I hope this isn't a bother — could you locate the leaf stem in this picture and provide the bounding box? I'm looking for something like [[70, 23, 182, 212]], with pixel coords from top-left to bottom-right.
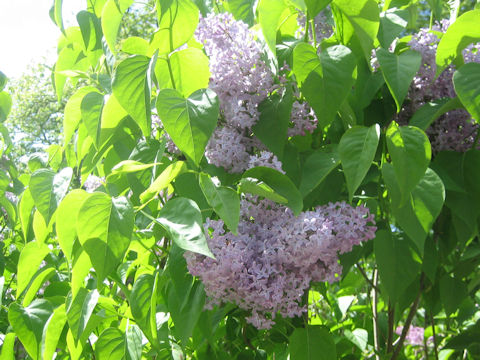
[[166, 56, 177, 90]]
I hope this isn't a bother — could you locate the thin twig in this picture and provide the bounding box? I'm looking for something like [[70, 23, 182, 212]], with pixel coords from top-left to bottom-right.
[[391, 274, 425, 360], [372, 269, 381, 360], [356, 263, 381, 292], [387, 301, 395, 354], [430, 310, 439, 360]]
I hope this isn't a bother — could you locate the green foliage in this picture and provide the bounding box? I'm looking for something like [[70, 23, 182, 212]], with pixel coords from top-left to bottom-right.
[[1, 0, 480, 359]]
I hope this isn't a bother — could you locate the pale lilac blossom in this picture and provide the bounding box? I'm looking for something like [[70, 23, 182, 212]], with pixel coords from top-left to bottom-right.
[[196, 13, 274, 129], [83, 175, 104, 193], [185, 198, 376, 329], [248, 151, 284, 173]]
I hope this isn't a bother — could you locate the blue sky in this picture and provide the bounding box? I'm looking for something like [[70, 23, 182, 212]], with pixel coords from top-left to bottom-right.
[[0, 0, 83, 79]]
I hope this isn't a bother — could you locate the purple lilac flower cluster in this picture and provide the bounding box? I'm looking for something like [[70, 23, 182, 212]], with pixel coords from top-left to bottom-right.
[[395, 326, 434, 347], [404, 21, 480, 153], [185, 198, 376, 329], [196, 13, 317, 173], [196, 13, 274, 130]]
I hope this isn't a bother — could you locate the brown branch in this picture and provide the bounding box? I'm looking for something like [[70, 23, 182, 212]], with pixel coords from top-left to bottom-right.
[[356, 262, 380, 292], [430, 310, 439, 360], [387, 301, 395, 354], [372, 269, 381, 360], [391, 273, 425, 360]]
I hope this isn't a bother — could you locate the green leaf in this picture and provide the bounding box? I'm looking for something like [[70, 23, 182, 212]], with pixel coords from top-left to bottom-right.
[[377, 49, 422, 112], [242, 167, 303, 215], [77, 193, 134, 283], [292, 43, 321, 86], [156, 88, 219, 165], [0, 71, 7, 91], [345, 329, 368, 352], [121, 36, 149, 55], [81, 91, 104, 148], [225, 0, 256, 25], [29, 167, 73, 225], [199, 173, 240, 234], [453, 62, 480, 122], [41, 304, 68, 360], [95, 328, 125, 359], [76, 10, 103, 65], [305, 0, 332, 17], [56, 189, 89, 261], [436, 9, 480, 76], [140, 161, 187, 204], [378, 8, 409, 49], [331, 0, 380, 60], [463, 150, 480, 209], [54, 47, 88, 100], [112, 55, 155, 137], [23, 267, 56, 307], [427, 0, 443, 20], [51, 0, 64, 32], [440, 274, 468, 315], [295, 44, 357, 127], [150, 0, 199, 54], [167, 278, 205, 345], [253, 87, 293, 159], [99, 93, 129, 147], [289, 326, 336, 360], [8, 300, 54, 360], [431, 151, 465, 192], [374, 229, 420, 303], [0, 332, 16, 359], [64, 87, 100, 144], [382, 164, 445, 253], [238, 177, 289, 204], [71, 249, 92, 299], [299, 146, 340, 197], [339, 124, 380, 201], [386, 122, 431, 202], [130, 274, 154, 328], [107, 160, 160, 183], [156, 197, 214, 258], [126, 325, 143, 360], [66, 288, 100, 342], [155, 48, 210, 97], [66, 329, 83, 360], [409, 97, 463, 130], [87, 0, 108, 16], [101, 0, 134, 54], [257, 0, 288, 55], [0, 91, 12, 122], [18, 188, 35, 242], [16, 242, 51, 298]]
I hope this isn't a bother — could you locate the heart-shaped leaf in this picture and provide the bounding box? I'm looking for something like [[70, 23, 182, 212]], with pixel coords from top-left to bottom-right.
[[377, 48, 422, 112], [29, 167, 73, 225], [77, 193, 134, 283], [156, 88, 219, 165], [339, 124, 380, 201]]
